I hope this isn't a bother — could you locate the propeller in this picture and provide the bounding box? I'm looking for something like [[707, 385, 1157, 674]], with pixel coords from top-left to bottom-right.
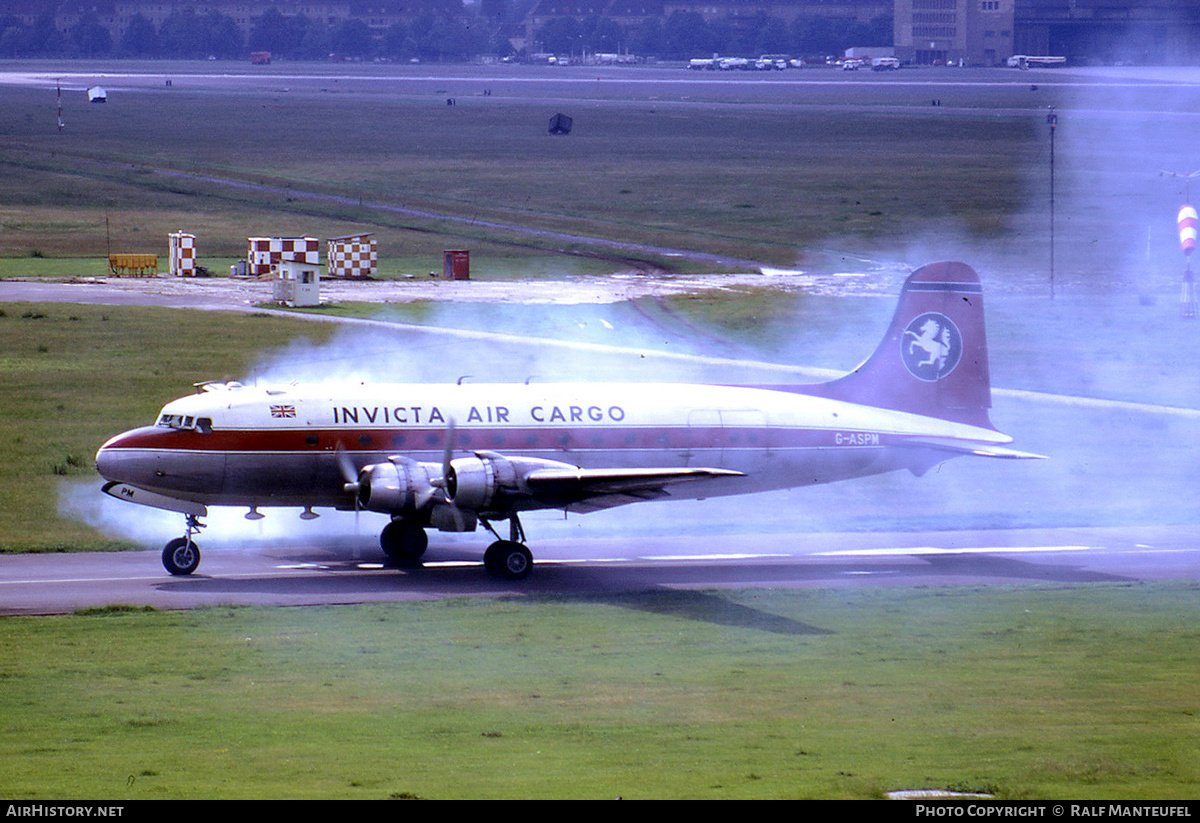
[[333, 440, 364, 530], [336, 441, 360, 496], [334, 422, 469, 531], [432, 417, 468, 531], [432, 417, 457, 493]]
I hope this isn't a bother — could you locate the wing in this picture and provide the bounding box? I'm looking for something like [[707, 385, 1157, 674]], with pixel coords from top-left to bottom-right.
[[523, 466, 745, 513], [348, 448, 743, 519]]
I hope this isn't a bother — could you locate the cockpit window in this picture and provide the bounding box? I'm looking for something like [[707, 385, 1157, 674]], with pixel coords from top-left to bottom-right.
[[157, 414, 213, 433]]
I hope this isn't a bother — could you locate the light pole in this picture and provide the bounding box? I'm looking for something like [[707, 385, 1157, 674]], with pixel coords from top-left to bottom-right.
[[1047, 107, 1057, 299], [1162, 170, 1200, 318]]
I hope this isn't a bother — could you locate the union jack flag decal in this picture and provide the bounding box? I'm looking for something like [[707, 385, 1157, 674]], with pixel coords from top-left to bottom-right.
[[270, 404, 296, 418]]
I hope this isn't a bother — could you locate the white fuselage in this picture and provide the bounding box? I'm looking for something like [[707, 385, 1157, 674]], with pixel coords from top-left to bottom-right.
[[96, 381, 1012, 510]]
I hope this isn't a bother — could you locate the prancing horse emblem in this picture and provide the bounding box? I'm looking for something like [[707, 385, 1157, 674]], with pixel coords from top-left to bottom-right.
[[901, 312, 962, 381]]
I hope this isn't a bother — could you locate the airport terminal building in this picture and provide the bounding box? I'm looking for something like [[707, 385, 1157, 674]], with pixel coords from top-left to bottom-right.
[[5, 0, 1200, 65], [893, 0, 1014, 66], [894, 0, 1200, 66], [525, 0, 1200, 65]]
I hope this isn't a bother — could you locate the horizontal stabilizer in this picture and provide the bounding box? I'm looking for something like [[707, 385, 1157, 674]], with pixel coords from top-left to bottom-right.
[[898, 438, 1047, 460]]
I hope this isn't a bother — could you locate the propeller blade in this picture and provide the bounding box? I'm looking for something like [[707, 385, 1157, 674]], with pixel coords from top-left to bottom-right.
[[431, 417, 457, 490], [441, 417, 456, 482], [336, 442, 359, 494], [436, 418, 466, 528], [334, 441, 363, 527]]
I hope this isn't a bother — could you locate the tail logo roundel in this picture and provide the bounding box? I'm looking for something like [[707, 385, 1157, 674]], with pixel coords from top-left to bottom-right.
[[901, 312, 962, 382]]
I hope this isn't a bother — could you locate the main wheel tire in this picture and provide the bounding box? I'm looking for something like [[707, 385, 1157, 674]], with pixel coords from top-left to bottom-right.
[[380, 520, 428, 565], [162, 537, 200, 576], [484, 540, 533, 580]]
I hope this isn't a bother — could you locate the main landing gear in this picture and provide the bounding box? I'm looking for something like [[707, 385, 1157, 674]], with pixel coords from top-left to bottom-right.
[[379, 519, 429, 566], [481, 514, 533, 581], [379, 513, 535, 580], [162, 514, 203, 575]]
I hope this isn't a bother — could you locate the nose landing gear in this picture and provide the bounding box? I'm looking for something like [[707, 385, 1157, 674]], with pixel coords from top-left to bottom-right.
[[162, 514, 204, 575]]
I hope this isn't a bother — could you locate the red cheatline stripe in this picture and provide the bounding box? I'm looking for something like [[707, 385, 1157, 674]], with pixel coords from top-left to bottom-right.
[[101, 425, 891, 454]]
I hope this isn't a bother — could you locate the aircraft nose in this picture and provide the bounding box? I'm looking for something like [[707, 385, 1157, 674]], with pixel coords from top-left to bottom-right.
[[94, 426, 225, 496], [95, 427, 162, 485], [95, 431, 132, 482]]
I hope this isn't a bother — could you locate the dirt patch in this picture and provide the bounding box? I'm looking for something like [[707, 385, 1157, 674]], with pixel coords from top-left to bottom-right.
[[15, 264, 909, 311]]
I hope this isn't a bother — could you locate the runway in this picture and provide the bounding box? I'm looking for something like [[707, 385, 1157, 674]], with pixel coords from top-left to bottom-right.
[[3, 524, 1197, 615]]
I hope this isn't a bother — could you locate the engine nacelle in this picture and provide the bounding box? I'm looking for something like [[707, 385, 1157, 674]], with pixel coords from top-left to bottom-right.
[[445, 453, 578, 512], [358, 452, 580, 516], [444, 455, 513, 510], [356, 460, 437, 514]]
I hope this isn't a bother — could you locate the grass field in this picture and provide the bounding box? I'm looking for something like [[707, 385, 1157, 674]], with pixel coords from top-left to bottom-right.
[[2, 584, 1198, 800], [2, 69, 1031, 265], [4, 60, 1186, 281]]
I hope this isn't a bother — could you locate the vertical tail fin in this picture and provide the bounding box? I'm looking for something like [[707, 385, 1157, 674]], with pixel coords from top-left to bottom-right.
[[806, 261, 996, 429]]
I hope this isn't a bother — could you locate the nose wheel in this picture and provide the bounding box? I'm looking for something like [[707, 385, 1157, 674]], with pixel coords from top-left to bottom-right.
[[162, 515, 203, 575]]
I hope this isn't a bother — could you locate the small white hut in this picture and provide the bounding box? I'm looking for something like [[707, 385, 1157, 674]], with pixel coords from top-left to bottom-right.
[[272, 259, 321, 307]]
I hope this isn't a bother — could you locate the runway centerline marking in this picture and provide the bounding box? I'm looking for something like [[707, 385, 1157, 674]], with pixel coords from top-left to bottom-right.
[[815, 545, 1094, 557]]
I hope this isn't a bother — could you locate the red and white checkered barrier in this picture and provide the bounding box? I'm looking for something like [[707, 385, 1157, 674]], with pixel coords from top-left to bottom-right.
[[247, 236, 320, 275], [327, 234, 377, 278], [168, 231, 196, 276]]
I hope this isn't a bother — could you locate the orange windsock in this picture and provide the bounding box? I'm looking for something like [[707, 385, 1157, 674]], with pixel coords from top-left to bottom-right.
[[1179, 205, 1198, 255]]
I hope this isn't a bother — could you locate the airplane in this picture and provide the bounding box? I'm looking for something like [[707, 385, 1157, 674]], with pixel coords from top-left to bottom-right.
[[94, 261, 1042, 580]]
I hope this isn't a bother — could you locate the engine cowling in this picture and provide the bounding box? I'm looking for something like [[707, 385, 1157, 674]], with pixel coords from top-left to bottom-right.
[[357, 452, 581, 516], [444, 453, 579, 511], [356, 460, 437, 514], [444, 455, 512, 510]]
